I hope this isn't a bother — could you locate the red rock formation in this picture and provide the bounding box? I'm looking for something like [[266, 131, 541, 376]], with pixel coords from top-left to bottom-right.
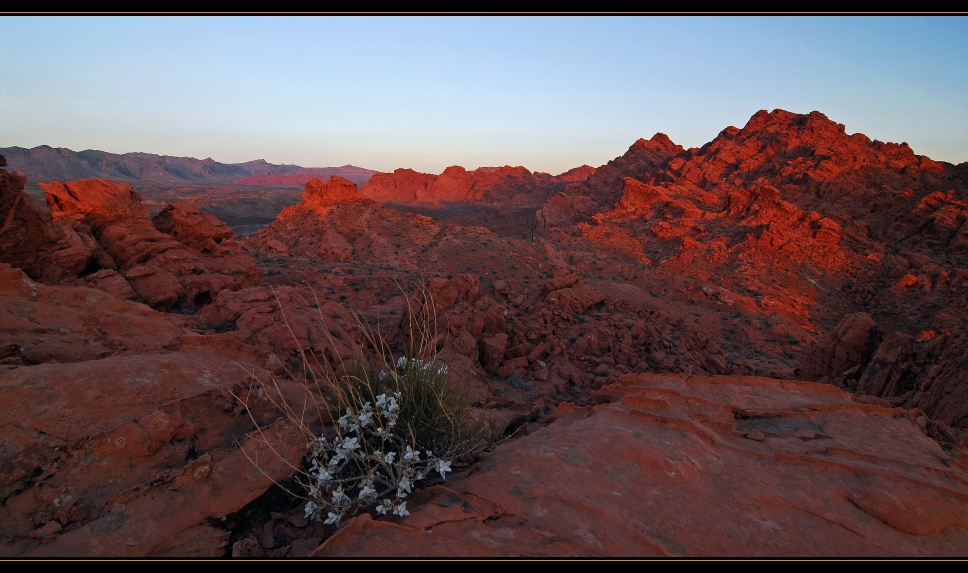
[[40, 179, 260, 310], [549, 164, 597, 183], [670, 109, 943, 189], [194, 285, 361, 365], [252, 176, 441, 269], [0, 263, 182, 365], [6, 107, 968, 557], [300, 175, 362, 217], [360, 164, 589, 206], [802, 312, 881, 382], [0, 262, 307, 557], [530, 108, 968, 430], [535, 193, 597, 228], [313, 373, 968, 557], [614, 176, 672, 216], [152, 202, 233, 250], [536, 133, 683, 226], [359, 168, 434, 202], [0, 157, 111, 284]]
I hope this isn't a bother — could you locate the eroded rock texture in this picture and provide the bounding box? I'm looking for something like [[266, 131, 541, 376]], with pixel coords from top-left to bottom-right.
[[314, 373, 968, 557]]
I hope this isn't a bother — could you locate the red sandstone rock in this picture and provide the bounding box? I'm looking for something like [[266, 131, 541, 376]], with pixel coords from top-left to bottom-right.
[[359, 168, 434, 202], [360, 164, 582, 206], [0, 265, 309, 557], [152, 202, 233, 249], [536, 133, 683, 227], [0, 162, 109, 284], [252, 176, 441, 269], [194, 285, 361, 364], [535, 193, 598, 228], [300, 175, 362, 217], [4, 108, 967, 557], [614, 177, 672, 216], [0, 263, 182, 366], [479, 333, 508, 373], [1, 344, 306, 557], [803, 312, 881, 382], [40, 179, 260, 310], [313, 373, 968, 557]]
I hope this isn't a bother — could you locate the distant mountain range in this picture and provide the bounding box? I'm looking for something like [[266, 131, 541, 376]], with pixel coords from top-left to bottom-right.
[[0, 145, 378, 187]]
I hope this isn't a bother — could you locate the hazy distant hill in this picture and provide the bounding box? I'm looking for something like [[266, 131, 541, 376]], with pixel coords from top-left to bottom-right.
[[0, 145, 377, 188]]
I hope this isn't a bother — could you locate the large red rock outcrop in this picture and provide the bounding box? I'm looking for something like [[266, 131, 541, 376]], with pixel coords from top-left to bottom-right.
[[40, 179, 260, 310], [299, 175, 362, 217], [670, 109, 943, 190], [0, 157, 111, 284], [252, 176, 442, 269], [0, 341, 306, 557], [535, 193, 598, 228], [152, 202, 233, 250], [536, 133, 684, 226], [313, 373, 968, 557], [359, 168, 435, 202]]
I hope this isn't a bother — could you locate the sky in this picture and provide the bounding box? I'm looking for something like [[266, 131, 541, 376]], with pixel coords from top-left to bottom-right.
[[1, 15, 966, 175]]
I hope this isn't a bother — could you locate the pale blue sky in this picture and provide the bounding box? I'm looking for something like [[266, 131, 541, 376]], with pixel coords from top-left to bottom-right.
[[1, 15, 965, 174]]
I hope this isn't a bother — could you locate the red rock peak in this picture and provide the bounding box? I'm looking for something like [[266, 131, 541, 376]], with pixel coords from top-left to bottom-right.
[[302, 175, 361, 210]]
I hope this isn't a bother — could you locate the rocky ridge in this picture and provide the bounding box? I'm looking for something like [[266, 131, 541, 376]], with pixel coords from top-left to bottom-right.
[[0, 145, 377, 189], [360, 164, 595, 206]]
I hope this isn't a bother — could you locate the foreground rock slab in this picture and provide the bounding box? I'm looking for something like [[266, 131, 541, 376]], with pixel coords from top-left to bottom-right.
[[314, 373, 968, 557], [0, 340, 305, 557]]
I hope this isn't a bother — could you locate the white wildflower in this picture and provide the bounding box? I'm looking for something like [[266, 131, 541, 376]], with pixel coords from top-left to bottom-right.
[[404, 445, 420, 461], [435, 459, 452, 478], [399, 476, 412, 494], [304, 500, 318, 519], [331, 486, 348, 505], [315, 468, 333, 485], [324, 511, 342, 526], [342, 437, 360, 451], [393, 502, 409, 517]]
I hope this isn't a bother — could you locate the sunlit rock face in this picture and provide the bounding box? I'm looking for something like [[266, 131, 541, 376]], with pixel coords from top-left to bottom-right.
[[40, 178, 260, 311]]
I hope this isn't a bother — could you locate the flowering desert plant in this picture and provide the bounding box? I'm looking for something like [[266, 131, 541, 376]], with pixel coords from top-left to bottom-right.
[[237, 282, 492, 527]]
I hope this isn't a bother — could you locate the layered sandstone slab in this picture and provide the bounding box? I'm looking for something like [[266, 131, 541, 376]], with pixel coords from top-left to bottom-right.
[[0, 264, 307, 557], [314, 373, 968, 557]]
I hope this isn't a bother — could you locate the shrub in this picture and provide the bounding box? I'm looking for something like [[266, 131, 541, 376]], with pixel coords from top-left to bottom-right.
[[238, 283, 492, 527]]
